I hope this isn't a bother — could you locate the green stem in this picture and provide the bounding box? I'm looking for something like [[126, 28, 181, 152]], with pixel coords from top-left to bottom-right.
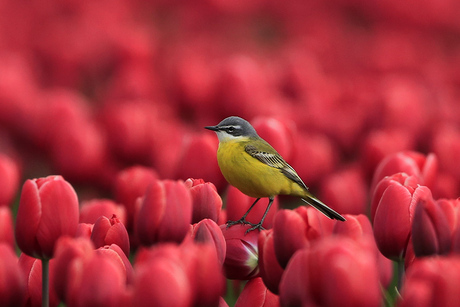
[[42, 258, 50, 307], [397, 260, 405, 290]]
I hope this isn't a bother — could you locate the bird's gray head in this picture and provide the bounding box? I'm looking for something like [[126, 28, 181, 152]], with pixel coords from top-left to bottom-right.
[[205, 116, 258, 142]]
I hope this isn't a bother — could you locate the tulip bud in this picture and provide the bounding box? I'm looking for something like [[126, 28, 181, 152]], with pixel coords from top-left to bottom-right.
[[91, 214, 130, 257], [398, 256, 460, 307], [221, 224, 259, 280], [114, 165, 159, 230], [95, 244, 135, 285], [191, 219, 226, 265], [15, 175, 79, 259], [18, 253, 60, 307], [372, 173, 433, 260], [280, 237, 382, 307], [185, 178, 223, 224], [75, 223, 93, 239], [79, 198, 127, 225], [52, 236, 95, 302], [412, 197, 452, 257], [0, 244, 26, 307], [0, 207, 14, 249], [258, 229, 284, 294], [136, 180, 192, 245], [235, 277, 279, 307], [226, 186, 279, 229]]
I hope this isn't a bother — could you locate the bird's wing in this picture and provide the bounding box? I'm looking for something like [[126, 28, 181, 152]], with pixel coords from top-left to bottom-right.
[[245, 143, 309, 191]]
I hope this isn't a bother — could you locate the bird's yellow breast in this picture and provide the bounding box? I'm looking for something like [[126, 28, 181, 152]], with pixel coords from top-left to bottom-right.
[[217, 138, 305, 198]]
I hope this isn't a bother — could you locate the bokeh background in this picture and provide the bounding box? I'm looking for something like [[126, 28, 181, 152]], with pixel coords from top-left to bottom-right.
[[1, 0, 460, 214]]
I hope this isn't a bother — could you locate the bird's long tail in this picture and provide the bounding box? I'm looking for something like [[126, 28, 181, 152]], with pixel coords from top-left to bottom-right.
[[301, 192, 346, 221]]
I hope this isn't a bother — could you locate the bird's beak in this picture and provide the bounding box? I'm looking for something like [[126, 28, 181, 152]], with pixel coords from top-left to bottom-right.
[[205, 125, 219, 131]]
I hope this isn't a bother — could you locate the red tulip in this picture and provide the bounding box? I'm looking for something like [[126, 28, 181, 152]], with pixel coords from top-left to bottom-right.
[[184, 178, 223, 224], [132, 251, 192, 307], [79, 198, 127, 225], [66, 252, 128, 307], [0, 207, 14, 248], [15, 175, 80, 259], [113, 165, 159, 230], [221, 224, 260, 280], [191, 219, 226, 265], [91, 214, 130, 257], [226, 186, 279, 229], [372, 173, 433, 260], [0, 153, 20, 206], [95, 244, 135, 285], [273, 206, 335, 268], [398, 256, 460, 307], [235, 277, 279, 307], [52, 236, 95, 302], [371, 151, 437, 194], [258, 229, 284, 294], [252, 116, 295, 161], [136, 180, 192, 245], [75, 223, 93, 239], [18, 253, 59, 307], [0, 244, 26, 307], [279, 237, 382, 307], [411, 196, 452, 257]]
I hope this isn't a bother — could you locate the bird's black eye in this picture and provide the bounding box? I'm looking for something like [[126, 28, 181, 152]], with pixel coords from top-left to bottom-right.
[[227, 127, 235, 133]]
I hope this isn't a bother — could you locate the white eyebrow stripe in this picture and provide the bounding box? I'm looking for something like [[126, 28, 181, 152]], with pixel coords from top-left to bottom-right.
[[220, 125, 242, 129]]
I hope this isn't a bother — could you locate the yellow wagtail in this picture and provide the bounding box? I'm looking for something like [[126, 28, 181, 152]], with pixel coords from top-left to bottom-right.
[[205, 116, 346, 232]]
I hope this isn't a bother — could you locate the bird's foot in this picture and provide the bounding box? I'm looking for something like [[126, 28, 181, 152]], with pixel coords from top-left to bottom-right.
[[226, 218, 265, 234]]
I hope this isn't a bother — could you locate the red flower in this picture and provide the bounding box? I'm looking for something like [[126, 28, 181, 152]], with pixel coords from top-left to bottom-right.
[[15, 175, 79, 259], [91, 214, 130, 257], [234, 277, 279, 307], [398, 256, 460, 307], [18, 253, 60, 307], [226, 186, 279, 229], [95, 244, 135, 285], [0, 244, 26, 307], [258, 229, 284, 294], [79, 198, 127, 225], [113, 166, 159, 230], [220, 224, 260, 280], [372, 173, 433, 260], [280, 237, 382, 307], [0, 153, 20, 206], [0, 207, 14, 249], [136, 180, 192, 245], [191, 219, 226, 265], [412, 196, 452, 257], [52, 236, 95, 302], [185, 178, 223, 224]]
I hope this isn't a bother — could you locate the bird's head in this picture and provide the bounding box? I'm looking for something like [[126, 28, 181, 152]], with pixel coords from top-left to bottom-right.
[[205, 116, 258, 142]]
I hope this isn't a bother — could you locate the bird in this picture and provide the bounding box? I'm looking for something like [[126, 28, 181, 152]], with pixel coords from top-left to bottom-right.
[[205, 116, 346, 233]]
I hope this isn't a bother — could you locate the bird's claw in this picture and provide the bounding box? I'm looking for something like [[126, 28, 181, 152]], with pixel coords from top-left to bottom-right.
[[226, 219, 265, 234]]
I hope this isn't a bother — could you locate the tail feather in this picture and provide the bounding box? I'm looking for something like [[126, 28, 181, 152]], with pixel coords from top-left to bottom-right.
[[301, 194, 346, 221]]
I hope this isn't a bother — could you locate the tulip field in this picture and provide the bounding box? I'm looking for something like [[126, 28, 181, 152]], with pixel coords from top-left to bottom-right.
[[1, 0, 460, 306]]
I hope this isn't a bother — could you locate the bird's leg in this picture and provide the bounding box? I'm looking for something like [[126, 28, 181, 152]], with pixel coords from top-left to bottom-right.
[[245, 197, 274, 233], [227, 198, 261, 228]]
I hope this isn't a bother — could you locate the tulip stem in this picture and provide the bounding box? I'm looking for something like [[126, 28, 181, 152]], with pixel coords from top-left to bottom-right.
[[397, 260, 404, 290], [42, 258, 50, 307]]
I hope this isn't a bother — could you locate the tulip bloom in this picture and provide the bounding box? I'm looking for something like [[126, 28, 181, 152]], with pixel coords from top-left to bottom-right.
[[91, 214, 130, 257], [15, 175, 79, 259], [235, 277, 279, 307], [136, 180, 192, 245], [221, 224, 260, 280], [411, 196, 451, 257], [18, 253, 60, 307], [191, 218, 226, 265], [371, 173, 432, 260], [398, 256, 460, 307], [185, 178, 223, 224], [279, 237, 382, 307], [258, 229, 284, 294], [0, 244, 25, 307]]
